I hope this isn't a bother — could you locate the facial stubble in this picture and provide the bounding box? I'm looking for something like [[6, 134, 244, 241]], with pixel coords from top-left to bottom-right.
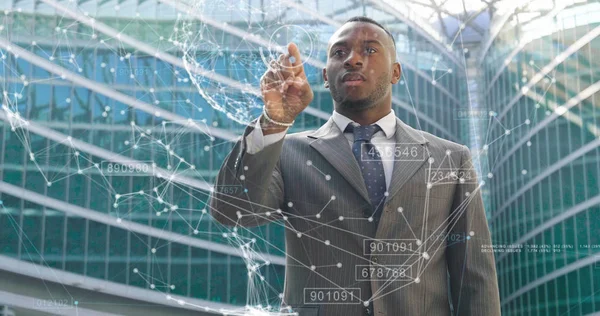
[[329, 70, 390, 112]]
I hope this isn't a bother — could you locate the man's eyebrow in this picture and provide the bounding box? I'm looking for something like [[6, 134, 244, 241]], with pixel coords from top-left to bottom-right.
[[329, 39, 385, 51], [329, 41, 346, 51]]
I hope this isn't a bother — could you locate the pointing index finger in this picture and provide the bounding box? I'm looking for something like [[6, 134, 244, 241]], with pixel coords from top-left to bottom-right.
[[287, 42, 304, 76]]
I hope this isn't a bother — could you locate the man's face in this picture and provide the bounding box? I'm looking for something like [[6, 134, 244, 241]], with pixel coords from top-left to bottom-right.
[[323, 22, 401, 111]]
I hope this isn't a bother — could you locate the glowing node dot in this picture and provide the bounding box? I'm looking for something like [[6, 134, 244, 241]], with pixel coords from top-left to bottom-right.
[[368, 217, 373, 222], [527, 141, 532, 147], [310, 265, 316, 270], [325, 175, 331, 181], [337, 263, 342, 268], [324, 240, 330, 245], [339, 216, 344, 221], [423, 252, 430, 260], [315, 214, 321, 219], [151, 248, 156, 253], [297, 232, 302, 238], [133, 268, 138, 273], [397, 207, 403, 213], [522, 169, 528, 175], [469, 231, 475, 236], [287, 202, 293, 207], [331, 195, 336, 200], [487, 173, 493, 178], [415, 277, 420, 283]]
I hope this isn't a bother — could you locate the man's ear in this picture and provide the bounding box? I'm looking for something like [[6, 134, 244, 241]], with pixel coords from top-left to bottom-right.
[[391, 62, 401, 84], [322, 68, 329, 88]]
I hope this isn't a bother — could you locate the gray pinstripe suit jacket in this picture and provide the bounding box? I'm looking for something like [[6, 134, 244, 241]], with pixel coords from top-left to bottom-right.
[[209, 116, 501, 316]]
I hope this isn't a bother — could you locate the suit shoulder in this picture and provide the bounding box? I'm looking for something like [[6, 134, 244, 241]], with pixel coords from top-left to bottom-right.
[[281, 129, 316, 146], [414, 128, 467, 153]]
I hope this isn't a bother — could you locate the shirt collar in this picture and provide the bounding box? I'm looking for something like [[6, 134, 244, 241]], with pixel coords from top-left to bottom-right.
[[332, 109, 397, 139]]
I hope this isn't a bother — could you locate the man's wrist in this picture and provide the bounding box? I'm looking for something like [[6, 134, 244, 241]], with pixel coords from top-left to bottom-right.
[[260, 115, 289, 135]]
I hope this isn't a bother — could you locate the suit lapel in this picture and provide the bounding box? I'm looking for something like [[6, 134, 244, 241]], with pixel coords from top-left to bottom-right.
[[385, 117, 430, 204], [308, 118, 371, 204]]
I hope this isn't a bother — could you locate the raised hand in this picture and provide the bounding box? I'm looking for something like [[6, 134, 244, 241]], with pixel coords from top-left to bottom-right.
[[259, 42, 314, 133]]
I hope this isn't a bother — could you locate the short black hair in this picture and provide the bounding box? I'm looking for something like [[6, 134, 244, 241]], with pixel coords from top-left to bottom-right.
[[344, 16, 396, 51]]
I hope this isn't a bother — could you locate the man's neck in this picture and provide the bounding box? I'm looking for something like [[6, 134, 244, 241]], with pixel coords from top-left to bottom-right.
[[335, 104, 392, 126]]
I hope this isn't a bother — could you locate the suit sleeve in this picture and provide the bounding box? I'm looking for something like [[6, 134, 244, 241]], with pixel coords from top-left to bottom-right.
[[246, 117, 288, 154], [208, 119, 286, 227], [446, 145, 501, 316]]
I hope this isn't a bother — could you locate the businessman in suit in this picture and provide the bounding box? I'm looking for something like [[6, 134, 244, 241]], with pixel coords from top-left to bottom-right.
[[209, 16, 501, 316]]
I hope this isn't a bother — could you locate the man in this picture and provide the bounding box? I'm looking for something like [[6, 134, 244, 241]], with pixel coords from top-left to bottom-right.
[[209, 16, 501, 316]]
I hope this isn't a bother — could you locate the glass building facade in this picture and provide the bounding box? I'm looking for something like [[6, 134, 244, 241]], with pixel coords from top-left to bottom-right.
[[0, 0, 464, 312], [482, 1, 600, 315], [0, 0, 598, 315]]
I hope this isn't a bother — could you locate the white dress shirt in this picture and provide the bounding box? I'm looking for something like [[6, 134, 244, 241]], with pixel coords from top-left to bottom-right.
[[245, 109, 398, 190]]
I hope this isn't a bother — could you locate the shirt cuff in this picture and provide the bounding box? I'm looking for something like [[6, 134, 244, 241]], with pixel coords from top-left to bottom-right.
[[245, 118, 288, 154]]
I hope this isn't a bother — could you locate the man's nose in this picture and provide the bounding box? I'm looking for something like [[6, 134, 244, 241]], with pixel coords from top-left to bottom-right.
[[344, 50, 363, 68]]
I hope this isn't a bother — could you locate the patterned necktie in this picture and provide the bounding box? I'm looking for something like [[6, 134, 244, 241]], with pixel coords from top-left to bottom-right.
[[345, 124, 386, 224]]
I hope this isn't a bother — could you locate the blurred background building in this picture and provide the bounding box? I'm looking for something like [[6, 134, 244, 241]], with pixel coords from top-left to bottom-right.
[[0, 0, 597, 315]]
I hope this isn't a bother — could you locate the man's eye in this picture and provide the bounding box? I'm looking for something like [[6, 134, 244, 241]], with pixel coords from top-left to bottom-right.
[[366, 47, 377, 54], [333, 50, 345, 57]]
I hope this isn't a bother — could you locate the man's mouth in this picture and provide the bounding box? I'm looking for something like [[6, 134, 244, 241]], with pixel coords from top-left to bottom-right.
[[342, 72, 366, 86]]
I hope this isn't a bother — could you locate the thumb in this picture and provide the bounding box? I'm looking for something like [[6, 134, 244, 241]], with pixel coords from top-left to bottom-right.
[[290, 76, 310, 94]]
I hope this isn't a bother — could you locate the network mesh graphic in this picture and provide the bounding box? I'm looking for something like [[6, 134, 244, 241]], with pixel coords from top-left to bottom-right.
[[0, 0, 591, 315]]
